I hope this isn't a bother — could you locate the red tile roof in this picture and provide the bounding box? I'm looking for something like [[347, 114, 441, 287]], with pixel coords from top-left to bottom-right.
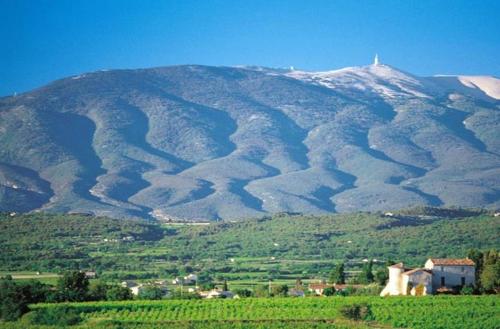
[[403, 268, 432, 275], [333, 284, 364, 290], [308, 283, 334, 290], [429, 258, 475, 266]]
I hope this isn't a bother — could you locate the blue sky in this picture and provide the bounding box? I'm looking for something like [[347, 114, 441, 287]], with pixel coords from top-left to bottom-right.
[[1, 0, 500, 96]]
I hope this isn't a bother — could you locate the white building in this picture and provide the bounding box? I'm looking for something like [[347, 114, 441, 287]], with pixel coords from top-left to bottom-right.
[[121, 280, 168, 296], [424, 258, 476, 292], [121, 281, 142, 295], [380, 258, 475, 296], [172, 274, 198, 285], [199, 289, 234, 299], [84, 271, 97, 279], [183, 274, 198, 284]]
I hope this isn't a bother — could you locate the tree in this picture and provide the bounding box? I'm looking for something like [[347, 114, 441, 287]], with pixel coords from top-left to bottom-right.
[[106, 286, 133, 301], [295, 278, 304, 290], [480, 250, 499, 293], [22, 279, 50, 303], [233, 288, 252, 298], [197, 271, 213, 290], [329, 263, 345, 284], [0, 278, 49, 321], [88, 280, 108, 301], [468, 249, 484, 286], [138, 285, 164, 300], [0, 277, 28, 321], [271, 284, 288, 297], [414, 284, 425, 296], [375, 260, 394, 286], [254, 285, 269, 297], [375, 269, 388, 285], [323, 287, 336, 296], [57, 271, 89, 302], [223, 279, 228, 291], [357, 261, 374, 284]]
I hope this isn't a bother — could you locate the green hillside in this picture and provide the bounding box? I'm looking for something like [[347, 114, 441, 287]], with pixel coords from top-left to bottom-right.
[[1, 210, 498, 284]]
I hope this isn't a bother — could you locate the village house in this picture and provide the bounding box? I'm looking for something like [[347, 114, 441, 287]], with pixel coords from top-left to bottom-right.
[[121, 281, 142, 295], [199, 289, 234, 299], [121, 280, 169, 296], [308, 283, 334, 295], [308, 283, 364, 296], [84, 271, 97, 279], [380, 258, 475, 296], [172, 274, 198, 285], [184, 273, 198, 284], [288, 288, 305, 297]]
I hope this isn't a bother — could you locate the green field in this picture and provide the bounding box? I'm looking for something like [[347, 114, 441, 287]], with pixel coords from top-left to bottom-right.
[[1, 296, 497, 329]]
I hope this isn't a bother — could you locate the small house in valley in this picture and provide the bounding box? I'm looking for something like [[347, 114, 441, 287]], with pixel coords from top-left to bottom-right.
[[380, 258, 475, 296], [308, 283, 334, 295], [84, 271, 97, 279], [121, 281, 142, 295], [199, 289, 234, 299]]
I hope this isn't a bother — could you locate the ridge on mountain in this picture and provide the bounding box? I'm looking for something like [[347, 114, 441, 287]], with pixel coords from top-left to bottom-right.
[[0, 61, 499, 220]]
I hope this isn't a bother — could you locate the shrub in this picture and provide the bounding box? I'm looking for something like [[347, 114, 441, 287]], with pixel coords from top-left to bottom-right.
[[415, 284, 425, 296], [29, 306, 82, 326], [233, 288, 253, 297], [460, 285, 474, 295], [339, 303, 372, 321], [323, 287, 335, 296], [138, 285, 165, 300], [106, 285, 134, 301]]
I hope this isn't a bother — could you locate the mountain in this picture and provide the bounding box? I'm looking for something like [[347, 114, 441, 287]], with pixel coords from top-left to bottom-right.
[[1, 62, 499, 220]]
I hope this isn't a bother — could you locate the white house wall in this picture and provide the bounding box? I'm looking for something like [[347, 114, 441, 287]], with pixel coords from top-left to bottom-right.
[[425, 261, 475, 291], [380, 267, 405, 296]]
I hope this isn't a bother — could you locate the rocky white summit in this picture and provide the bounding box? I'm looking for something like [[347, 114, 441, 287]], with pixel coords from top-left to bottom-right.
[[0, 62, 499, 220]]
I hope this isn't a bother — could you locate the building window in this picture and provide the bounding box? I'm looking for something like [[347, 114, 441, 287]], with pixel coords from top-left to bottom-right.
[[461, 277, 466, 286], [441, 277, 445, 286]]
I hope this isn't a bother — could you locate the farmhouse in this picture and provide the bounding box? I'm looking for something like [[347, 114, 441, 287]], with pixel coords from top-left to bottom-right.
[[308, 283, 334, 295], [308, 283, 364, 295], [121, 281, 142, 295], [199, 289, 234, 299], [380, 258, 475, 296], [84, 271, 97, 279]]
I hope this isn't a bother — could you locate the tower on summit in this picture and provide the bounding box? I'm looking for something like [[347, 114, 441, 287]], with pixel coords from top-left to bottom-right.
[[374, 54, 380, 66]]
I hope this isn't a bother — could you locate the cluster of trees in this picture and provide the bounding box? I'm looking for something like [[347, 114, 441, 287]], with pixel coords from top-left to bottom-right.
[[0, 271, 133, 321], [0, 276, 47, 321], [252, 283, 289, 297], [329, 261, 382, 285], [468, 249, 499, 293], [57, 271, 133, 302]]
